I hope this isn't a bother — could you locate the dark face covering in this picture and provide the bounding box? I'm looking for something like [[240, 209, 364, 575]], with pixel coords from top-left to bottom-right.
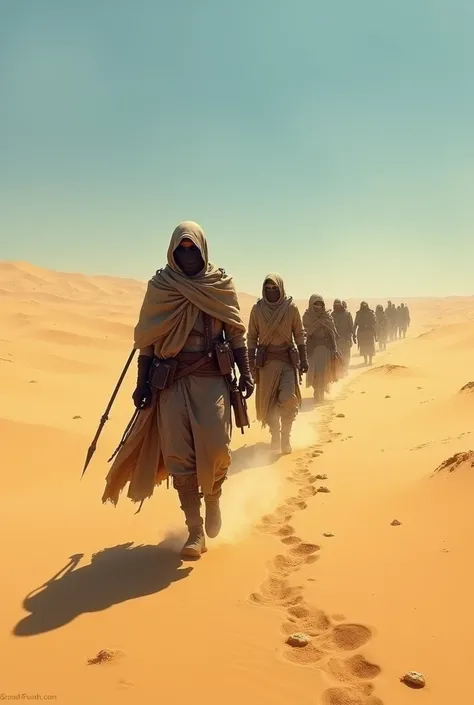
[[264, 284, 280, 304], [174, 244, 205, 277]]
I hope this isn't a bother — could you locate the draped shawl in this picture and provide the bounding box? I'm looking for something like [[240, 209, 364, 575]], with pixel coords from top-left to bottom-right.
[[255, 273, 293, 346], [302, 294, 337, 338], [134, 221, 245, 357]]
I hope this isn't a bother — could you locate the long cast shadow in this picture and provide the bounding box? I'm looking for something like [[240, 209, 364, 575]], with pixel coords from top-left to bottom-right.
[[13, 540, 192, 637], [229, 442, 280, 476]]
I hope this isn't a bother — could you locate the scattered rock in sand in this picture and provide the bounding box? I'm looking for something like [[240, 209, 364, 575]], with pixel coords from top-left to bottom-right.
[[286, 633, 311, 647], [460, 381, 474, 393], [370, 364, 408, 374], [417, 386, 423, 390], [315, 474, 328, 480], [73, 415, 82, 420], [361, 391, 366, 394], [312, 450, 323, 457], [385, 395, 391, 399], [434, 451, 474, 474], [317, 486, 331, 493], [87, 649, 122, 665], [401, 671, 426, 689], [323, 532, 334, 538], [391, 519, 402, 526], [336, 413, 345, 418], [29, 380, 38, 383]]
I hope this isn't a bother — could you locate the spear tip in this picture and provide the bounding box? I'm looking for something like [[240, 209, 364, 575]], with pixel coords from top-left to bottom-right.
[[81, 445, 95, 478]]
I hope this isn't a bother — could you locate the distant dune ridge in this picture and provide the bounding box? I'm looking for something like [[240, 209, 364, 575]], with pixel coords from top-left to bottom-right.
[[1, 259, 474, 705]]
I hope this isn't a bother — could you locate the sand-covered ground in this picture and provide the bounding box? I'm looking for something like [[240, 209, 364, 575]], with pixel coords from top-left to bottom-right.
[[1, 260, 473, 704]]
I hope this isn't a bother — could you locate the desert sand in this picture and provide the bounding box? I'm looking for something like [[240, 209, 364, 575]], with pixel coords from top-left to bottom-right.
[[1, 260, 473, 705]]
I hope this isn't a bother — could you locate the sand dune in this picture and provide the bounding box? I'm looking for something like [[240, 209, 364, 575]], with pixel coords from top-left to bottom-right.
[[2, 260, 474, 704]]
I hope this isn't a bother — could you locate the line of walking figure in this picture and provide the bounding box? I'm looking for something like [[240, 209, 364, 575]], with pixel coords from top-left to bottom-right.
[[96, 222, 411, 559], [334, 299, 411, 370]]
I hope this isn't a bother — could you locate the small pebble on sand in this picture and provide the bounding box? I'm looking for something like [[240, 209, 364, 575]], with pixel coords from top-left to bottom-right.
[[317, 486, 331, 493], [336, 413, 345, 418], [87, 649, 122, 665], [315, 474, 328, 480], [391, 519, 402, 526], [73, 415, 82, 420], [323, 532, 334, 538], [401, 672, 426, 689], [385, 395, 391, 399], [286, 633, 310, 647]]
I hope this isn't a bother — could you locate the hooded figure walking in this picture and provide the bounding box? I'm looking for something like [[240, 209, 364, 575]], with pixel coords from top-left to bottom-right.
[[247, 274, 308, 454], [375, 304, 388, 351], [331, 299, 353, 375], [353, 302, 377, 365], [101, 222, 254, 559], [303, 295, 340, 404], [399, 303, 410, 338]]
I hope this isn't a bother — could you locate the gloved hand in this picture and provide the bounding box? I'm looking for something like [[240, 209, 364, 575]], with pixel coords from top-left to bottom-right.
[[353, 334, 357, 345], [297, 345, 309, 374], [233, 347, 255, 399], [132, 355, 153, 409]]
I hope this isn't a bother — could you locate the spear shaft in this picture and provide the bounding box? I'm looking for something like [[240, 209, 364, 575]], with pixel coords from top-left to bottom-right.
[[81, 348, 136, 477]]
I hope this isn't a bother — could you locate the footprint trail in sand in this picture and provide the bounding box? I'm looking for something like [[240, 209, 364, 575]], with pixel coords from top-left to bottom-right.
[[248, 420, 383, 705]]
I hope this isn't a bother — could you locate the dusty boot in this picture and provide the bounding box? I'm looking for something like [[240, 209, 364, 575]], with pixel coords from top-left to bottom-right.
[[280, 414, 294, 455], [313, 385, 324, 404], [204, 476, 226, 539], [173, 474, 207, 558], [267, 408, 281, 452]]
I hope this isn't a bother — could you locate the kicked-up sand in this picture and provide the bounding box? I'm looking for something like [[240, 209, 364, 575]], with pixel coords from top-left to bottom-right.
[[1, 260, 474, 704]]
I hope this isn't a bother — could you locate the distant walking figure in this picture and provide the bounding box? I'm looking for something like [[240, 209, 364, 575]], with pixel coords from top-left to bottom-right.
[[353, 301, 377, 365]]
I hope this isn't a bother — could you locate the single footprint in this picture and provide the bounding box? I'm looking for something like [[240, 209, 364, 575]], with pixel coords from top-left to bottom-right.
[[272, 554, 299, 574], [281, 536, 301, 546], [298, 486, 318, 499], [258, 577, 304, 606], [327, 655, 381, 682], [322, 685, 382, 705], [327, 624, 372, 651], [282, 643, 324, 666], [276, 524, 295, 537], [289, 542, 320, 558], [287, 606, 332, 636], [285, 497, 308, 511]]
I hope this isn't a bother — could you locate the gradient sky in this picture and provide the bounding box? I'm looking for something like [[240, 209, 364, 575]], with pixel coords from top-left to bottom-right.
[[1, 0, 474, 299]]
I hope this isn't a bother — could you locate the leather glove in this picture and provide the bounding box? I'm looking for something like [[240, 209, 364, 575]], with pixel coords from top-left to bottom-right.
[[248, 348, 256, 376], [132, 355, 153, 409], [297, 345, 309, 374], [233, 347, 255, 399]]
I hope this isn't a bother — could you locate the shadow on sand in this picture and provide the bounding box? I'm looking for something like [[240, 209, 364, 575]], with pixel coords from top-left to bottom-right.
[[13, 540, 192, 637], [229, 441, 280, 476], [350, 361, 370, 370]]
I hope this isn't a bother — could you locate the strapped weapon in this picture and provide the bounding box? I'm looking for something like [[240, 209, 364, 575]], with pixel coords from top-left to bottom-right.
[[81, 348, 136, 477]]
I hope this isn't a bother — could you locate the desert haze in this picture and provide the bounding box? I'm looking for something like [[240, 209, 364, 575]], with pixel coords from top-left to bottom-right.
[[1, 259, 474, 705]]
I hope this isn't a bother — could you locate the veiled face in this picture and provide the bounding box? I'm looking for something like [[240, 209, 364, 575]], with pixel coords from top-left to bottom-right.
[[173, 237, 205, 277], [264, 280, 280, 303]]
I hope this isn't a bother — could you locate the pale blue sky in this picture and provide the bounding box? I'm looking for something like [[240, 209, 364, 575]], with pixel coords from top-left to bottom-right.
[[1, 0, 474, 298]]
